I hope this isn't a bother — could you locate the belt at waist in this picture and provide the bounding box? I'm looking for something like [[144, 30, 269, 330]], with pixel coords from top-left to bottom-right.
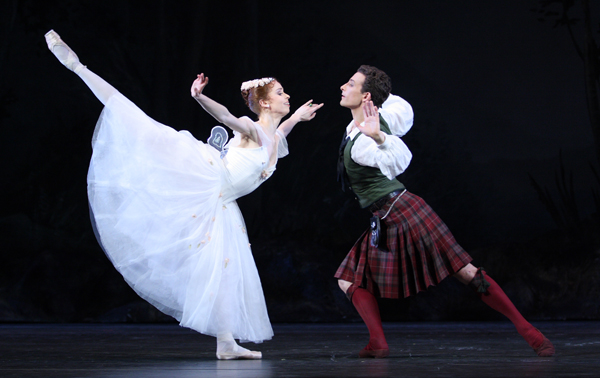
[[369, 189, 406, 212]]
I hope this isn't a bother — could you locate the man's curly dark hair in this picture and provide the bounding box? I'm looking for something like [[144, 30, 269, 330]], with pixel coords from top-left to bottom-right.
[[357, 65, 392, 108]]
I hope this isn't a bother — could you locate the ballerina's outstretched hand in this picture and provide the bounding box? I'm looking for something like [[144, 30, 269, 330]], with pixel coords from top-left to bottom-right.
[[191, 73, 209, 99], [293, 100, 324, 122], [277, 99, 324, 137]]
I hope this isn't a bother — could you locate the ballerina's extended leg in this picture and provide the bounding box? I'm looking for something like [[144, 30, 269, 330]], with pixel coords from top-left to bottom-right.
[[45, 29, 117, 105]]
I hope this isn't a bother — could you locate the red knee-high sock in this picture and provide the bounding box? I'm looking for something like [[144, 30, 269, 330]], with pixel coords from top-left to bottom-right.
[[474, 272, 543, 349], [351, 288, 388, 350]]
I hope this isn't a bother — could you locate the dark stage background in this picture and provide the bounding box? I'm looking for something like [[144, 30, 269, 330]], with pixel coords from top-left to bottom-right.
[[1, 0, 599, 324]]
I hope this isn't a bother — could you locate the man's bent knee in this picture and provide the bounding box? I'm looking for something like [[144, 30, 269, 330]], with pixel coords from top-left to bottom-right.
[[338, 279, 352, 293], [454, 263, 478, 285]]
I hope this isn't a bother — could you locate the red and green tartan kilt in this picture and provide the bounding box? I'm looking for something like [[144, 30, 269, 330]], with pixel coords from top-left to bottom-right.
[[334, 191, 472, 299]]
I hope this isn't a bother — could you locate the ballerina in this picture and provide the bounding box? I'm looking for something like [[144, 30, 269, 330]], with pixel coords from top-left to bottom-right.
[[45, 29, 323, 360]]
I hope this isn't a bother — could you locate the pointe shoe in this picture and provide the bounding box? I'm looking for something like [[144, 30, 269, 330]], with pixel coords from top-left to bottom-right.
[[216, 350, 262, 360], [216, 336, 262, 360], [44, 29, 85, 73]]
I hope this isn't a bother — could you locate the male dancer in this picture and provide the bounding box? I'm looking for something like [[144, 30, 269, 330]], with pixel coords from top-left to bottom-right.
[[334, 65, 555, 358]]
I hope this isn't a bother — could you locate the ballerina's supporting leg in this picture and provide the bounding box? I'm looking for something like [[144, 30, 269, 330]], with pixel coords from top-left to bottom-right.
[[45, 29, 117, 105], [213, 266, 262, 360], [214, 308, 262, 360]]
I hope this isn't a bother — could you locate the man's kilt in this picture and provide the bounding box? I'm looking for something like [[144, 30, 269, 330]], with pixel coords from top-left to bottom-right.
[[334, 191, 472, 300]]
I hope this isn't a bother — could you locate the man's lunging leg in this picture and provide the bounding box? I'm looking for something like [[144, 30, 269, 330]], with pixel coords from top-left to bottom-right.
[[340, 280, 389, 358], [456, 264, 555, 357]]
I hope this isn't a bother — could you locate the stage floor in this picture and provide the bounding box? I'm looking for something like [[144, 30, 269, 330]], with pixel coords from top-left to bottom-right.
[[1, 321, 598, 377]]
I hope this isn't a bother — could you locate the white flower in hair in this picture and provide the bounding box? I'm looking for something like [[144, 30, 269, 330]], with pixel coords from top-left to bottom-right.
[[240, 77, 275, 91]]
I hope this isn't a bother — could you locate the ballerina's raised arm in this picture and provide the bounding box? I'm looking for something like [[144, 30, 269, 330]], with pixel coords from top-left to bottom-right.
[[191, 73, 259, 142]]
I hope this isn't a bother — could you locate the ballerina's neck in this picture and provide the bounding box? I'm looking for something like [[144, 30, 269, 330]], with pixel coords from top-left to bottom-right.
[[256, 118, 278, 137]]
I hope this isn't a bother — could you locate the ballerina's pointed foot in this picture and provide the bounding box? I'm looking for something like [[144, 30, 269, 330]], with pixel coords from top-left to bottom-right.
[[45, 29, 85, 73]]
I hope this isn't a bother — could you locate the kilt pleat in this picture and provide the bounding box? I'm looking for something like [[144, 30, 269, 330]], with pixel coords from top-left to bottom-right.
[[335, 191, 472, 299]]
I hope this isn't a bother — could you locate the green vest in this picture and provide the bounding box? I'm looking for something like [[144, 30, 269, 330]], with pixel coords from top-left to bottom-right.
[[343, 115, 405, 208]]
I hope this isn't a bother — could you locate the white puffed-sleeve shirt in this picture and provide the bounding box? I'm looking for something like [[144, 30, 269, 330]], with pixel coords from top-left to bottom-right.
[[345, 94, 414, 180]]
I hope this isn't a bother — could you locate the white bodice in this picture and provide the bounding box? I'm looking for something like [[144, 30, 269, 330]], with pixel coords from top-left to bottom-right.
[[220, 146, 275, 203], [217, 117, 289, 203]]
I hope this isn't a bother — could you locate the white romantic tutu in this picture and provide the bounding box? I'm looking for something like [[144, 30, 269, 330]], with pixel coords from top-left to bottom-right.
[[88, 92, 287, 343]]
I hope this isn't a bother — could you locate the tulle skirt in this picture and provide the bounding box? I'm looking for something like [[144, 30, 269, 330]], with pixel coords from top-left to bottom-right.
[[87, 93, 273, 343]]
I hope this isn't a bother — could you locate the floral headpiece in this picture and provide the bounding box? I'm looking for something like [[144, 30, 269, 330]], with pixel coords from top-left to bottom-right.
[[240, 77, 275, 91]]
